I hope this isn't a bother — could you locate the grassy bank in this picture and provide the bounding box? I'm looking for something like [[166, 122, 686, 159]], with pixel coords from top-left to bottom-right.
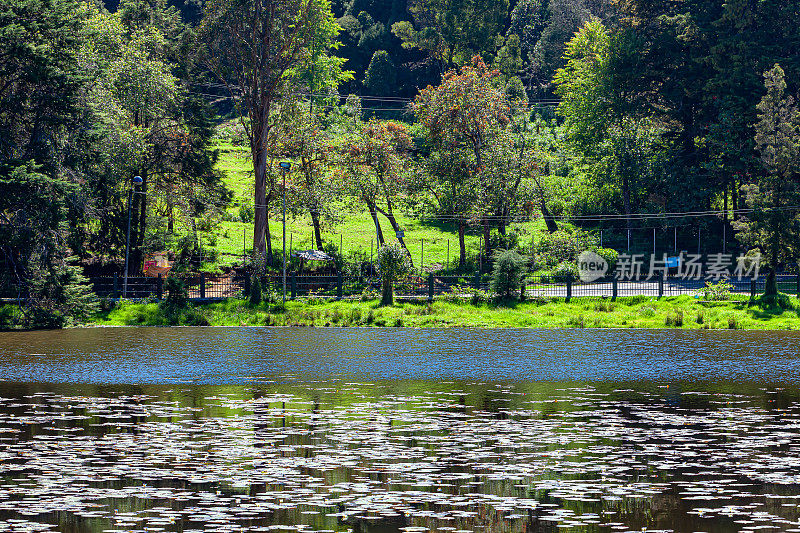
[[87, 294, 800, 330]]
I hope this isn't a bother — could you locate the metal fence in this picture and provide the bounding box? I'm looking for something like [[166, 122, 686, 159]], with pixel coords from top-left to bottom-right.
[[2, 272, 797, 303]]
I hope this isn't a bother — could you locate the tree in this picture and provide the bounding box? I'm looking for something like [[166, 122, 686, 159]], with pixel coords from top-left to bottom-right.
[[413, 56, 510, 262], [554, 19, 656, 235], [200, 0, 340, 263], [0, 165, 97, 328], [0, 0, 98, 327], [283, 99, 344, 250], [363, 50, 397, 95], [79, 2, 230, 271], [341, 118, 415, 261], [376, 242, 412, 305], [391, 0, 508, 71], [734, 64, 800, 296], [490, 249, 527, 298]]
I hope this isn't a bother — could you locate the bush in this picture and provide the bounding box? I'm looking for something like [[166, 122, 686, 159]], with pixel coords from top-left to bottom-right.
[[700, 279, 733, 301], [665, 309, 684, 327], [239, 204, 254, 223], [552, 262, 578, 283], [490, 249, 527, 298], [536, 229, 599, 268], [376, 243, 413, 306], [164, 276, 189, 308], [594, 248, 619, 273]]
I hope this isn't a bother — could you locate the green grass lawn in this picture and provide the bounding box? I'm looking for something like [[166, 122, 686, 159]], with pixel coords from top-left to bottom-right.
[[209, 142, 557, 271], [90, 294, 800, 330]]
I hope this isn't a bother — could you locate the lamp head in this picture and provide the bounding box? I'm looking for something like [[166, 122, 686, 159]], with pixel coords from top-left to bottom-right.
[[279, 162, 291, 171], [132, 175, 143, 184]]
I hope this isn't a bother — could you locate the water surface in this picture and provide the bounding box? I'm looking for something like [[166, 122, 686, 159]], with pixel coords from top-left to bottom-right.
[[1, 328, 800, 533]]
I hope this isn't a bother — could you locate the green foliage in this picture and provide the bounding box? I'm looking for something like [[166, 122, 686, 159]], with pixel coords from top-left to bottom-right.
[[239, 204, 255, 223], [164, 276, 189, 308], [734, 64, 800, 296], [699, 280, 734, 302], [536, 230, 598, 267], [376, 243, 412, 305], [249, 275, 262, 305], [594, 248, 618, 272], [363, 50, 396, 96], [552, 261, 578, 283], [391, 0, 508, 70], [24, 257, 98, 329], [490, 249, 527, 298]]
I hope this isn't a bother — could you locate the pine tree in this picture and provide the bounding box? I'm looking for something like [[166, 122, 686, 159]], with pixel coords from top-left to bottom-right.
[[734, 64, 800, 296]]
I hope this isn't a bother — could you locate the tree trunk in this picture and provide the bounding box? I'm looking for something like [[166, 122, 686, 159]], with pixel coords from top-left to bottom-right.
[[458, 221, 466, 268], [310, 210, 323, 250], [482, 218, 491, 260], [253, 148, 271, 265], [167, 197, 174, 234], [381, 276, 393, 306], [541, 198, 558, 233], [133, 170, 148, 274], [368, 202, 385, 246], [265, 205, 273, 267], [375, 203, 413, 267]]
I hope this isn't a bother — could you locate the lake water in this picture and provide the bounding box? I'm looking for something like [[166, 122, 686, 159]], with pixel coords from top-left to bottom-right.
[[1, 327, 800, 533]]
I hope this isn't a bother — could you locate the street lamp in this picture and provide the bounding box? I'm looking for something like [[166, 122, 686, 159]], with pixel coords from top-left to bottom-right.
[[279, 162, 291, 306], [123, 175, 145, 298]]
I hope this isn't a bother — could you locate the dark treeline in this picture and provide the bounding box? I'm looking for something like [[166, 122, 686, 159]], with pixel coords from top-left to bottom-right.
[[1, 0, 800, 327]]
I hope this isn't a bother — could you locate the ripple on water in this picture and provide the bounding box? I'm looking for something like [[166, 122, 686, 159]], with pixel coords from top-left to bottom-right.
[[0, 383, 800, 532]]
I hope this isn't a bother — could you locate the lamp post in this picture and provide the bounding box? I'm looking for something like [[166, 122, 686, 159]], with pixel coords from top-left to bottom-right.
[[123, 175, 144, 298], [279, 162, 291, 306]]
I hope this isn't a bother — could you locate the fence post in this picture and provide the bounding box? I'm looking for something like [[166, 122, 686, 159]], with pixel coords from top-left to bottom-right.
[[796, 273, 799, 299], [658, 277, 664, 299], [566, 279, 572, 302], [336, 271, 342, 300], [428, 273, 434, 302], [474, 271, 481, 290], [291, 272, 296, 300], [157, 274, 163, 300], [750, 279, 756, 302], [244, 274, 250, 298], [612, 278, 618, 301], [113, 273, 119, 299], [200, 273, 206, 299]]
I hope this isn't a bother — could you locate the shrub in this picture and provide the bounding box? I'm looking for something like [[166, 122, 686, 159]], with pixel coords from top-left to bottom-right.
[[594, 248, 619, 273], [639, 306, 656, 317], [536, 229, 599, 267], [700, 279, 733, 301], [239, 204, 254, 223], [471, 289, 490, 305], [552, 262, 578, 283], [490, 249, 527, 298], [164, 276, 189, 308], [665, 309, 684, 327], [376, 243, 413, 306]]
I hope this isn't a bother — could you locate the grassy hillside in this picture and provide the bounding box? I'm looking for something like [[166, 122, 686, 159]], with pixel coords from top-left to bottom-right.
[[207, 142, 560, 272]]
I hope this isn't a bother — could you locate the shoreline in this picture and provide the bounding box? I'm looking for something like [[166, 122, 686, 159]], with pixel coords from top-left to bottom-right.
[[5, 294, 800, 331], [81, 294, 800, 331]]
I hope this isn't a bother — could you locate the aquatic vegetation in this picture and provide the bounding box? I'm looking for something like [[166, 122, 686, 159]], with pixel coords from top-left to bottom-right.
[[1, 384, 800, 532]]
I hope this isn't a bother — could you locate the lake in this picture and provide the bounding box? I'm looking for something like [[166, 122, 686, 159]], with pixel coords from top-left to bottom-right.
[[1, 327, 800, 533]]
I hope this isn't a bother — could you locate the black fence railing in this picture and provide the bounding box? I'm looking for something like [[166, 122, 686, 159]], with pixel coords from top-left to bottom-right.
[[2, 273, 798, 303]]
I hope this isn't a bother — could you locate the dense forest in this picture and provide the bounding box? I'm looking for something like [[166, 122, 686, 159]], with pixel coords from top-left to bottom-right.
[[1, 0, 800, 326]]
